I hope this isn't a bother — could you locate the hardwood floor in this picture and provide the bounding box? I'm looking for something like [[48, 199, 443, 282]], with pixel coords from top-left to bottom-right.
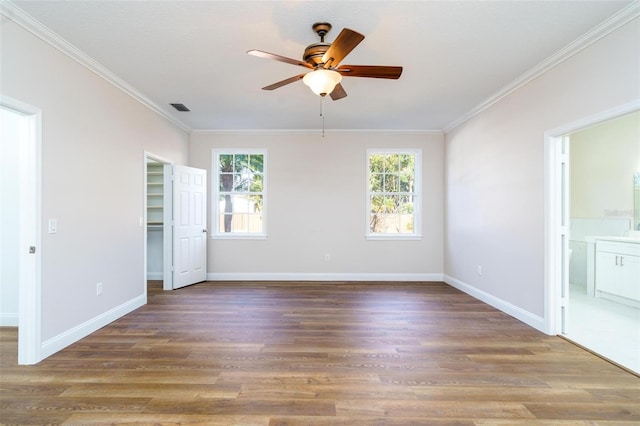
[[1, 281, 639, 425]]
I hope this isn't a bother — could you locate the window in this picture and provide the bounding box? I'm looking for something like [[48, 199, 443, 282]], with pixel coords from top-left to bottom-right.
[[367, 149, 421, 239], [212, 150, 266, 238]]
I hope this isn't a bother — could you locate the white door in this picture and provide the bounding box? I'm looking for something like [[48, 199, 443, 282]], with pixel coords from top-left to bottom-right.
[[1, 98, 42, 364], [172, 165, 207, 289]]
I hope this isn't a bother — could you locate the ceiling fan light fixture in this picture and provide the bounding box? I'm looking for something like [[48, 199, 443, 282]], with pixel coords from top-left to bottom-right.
[[302, 69, 342, 96]]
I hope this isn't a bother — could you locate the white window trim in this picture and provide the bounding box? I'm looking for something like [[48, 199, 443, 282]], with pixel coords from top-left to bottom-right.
[[365, 148, 422, 240], [212, 149, 267, 239]]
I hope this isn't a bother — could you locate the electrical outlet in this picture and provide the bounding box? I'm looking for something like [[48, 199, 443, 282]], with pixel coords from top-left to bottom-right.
[[477, 265, 483, 276], [324, 253, 331, 262], [96, 282, 103, 296], [48, 219, 58, 234]]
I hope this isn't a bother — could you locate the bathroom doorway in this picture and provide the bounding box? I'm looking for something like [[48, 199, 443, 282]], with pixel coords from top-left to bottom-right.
[[546, 104, 640, 375], [0, 97, 42, 365]]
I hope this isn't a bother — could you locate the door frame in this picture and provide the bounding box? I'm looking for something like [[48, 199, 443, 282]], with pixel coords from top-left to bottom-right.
[[143, 152, 174, 291], [1, 95, 42, 365], [544, 99, 640, 335]]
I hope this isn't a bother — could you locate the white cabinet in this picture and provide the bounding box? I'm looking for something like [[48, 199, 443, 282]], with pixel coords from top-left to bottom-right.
[[595, 240, 640, 307]]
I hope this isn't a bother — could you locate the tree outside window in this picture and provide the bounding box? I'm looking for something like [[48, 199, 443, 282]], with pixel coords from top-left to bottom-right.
[[367, 150, 421, 237], [213, 150, 266, 237]]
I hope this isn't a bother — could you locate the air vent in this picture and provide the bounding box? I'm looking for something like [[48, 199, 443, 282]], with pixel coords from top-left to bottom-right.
[[170, 103, 190, 112]]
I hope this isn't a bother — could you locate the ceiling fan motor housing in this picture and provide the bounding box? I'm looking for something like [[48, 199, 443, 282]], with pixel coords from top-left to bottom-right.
[[304, 22, 333, 66], [303, 43, 330, 66]]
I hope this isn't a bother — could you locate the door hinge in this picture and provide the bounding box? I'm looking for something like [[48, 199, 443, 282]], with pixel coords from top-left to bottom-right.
[[560, 153, 569, 164]]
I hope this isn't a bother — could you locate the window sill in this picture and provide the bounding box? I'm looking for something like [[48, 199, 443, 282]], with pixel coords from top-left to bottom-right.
[[365, 234, 422, 241], [212, 234, 267, 240]]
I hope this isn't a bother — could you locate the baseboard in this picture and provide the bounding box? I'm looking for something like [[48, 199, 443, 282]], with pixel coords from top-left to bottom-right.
[[444, 274, 546, 333], [0, 313, 19, 327], [206, 272, 444, 282], [40, 294, 146, 360], [147, 272, 163, 280]]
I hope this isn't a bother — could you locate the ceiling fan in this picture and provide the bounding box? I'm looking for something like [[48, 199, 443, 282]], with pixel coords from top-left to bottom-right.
[[247, 22, 403, 100]]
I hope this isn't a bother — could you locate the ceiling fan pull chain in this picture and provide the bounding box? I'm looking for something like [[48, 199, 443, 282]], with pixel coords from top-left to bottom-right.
[[320, 96, 325, 138]]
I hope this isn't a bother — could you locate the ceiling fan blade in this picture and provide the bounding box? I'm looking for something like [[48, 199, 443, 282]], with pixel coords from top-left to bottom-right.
[[261, 74, 306, 91], [330, 83, 347, 101], [322, 28, 365, 68], [248, 50, 313, 69], [336, 65, 403, 79]]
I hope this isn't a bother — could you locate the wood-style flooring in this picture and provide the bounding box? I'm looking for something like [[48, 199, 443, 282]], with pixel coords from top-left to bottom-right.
[[1, 281, 639, 425]]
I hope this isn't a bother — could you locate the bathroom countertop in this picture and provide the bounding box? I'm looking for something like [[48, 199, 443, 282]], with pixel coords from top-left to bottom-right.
[[585, 236, 640, 244]]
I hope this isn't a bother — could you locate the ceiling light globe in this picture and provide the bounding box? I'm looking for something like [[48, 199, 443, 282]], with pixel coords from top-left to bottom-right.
[[303, 69, 342, 97]]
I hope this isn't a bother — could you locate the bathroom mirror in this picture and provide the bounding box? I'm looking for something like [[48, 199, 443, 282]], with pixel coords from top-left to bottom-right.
[[634, 172, 640, 231]]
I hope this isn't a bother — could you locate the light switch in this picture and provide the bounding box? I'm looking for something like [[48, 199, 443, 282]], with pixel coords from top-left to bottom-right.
[[48, 219, 57, 234]]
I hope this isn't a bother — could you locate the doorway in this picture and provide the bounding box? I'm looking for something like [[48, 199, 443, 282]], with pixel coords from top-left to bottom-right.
[[0, 97, 42, 365], [143, 154, 208, 291], [545, 102, 640, 374], [144, 152, 173, 291]]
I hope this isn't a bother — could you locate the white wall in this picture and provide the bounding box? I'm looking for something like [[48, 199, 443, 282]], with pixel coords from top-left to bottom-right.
[[568, 111, 639, 287], [190, 132, 444, 280], [570, 110, 640, 221], [1, 20, 189, 351], [444, 17, 639, 323], [0, 108, 22, 325]]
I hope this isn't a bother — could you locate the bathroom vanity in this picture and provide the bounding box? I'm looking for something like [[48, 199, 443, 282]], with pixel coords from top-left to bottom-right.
[[586, 236, 640, 308]]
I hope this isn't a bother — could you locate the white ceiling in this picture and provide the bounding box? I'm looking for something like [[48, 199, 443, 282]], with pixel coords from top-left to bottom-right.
[[7, 0, 635, 132]]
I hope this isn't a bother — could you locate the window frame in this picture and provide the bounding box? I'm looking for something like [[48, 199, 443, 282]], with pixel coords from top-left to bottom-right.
[[365, 148, 422, 240], [212, 149, 267, 239]]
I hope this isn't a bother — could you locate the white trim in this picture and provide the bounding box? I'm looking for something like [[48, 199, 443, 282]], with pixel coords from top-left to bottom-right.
[[40, 294, 145, 360], [163, 163, 174, 290], [1, 95, 43, 365], [543, 134, 564, 335], [444, 275, 546, 333], [366, 149, 422, 238], [211, 234, 268, 240], [191, 129, 444, 135], [543, 101, 640, 336], [444, 3, 640, 133], [365, 235, 423, 241], [143, 151, 175, 292], [0, 1, 190, 134], [0, 313, 19, 327], [212, 149, 267, 238], [207, 272, 443, 282], [545, 100, 640, 137]]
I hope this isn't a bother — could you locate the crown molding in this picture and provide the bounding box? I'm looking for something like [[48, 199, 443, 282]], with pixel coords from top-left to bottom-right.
[[443, 1, 640, 134], [190, 128, 443, 135], [0, 1, 192, 134]]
